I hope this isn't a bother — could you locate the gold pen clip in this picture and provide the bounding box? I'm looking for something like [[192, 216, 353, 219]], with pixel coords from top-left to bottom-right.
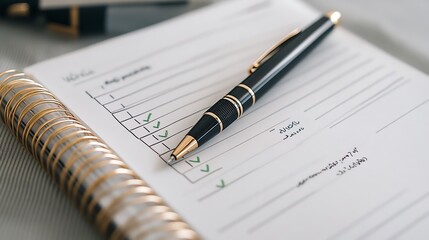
[[249, 28, 301, 74]]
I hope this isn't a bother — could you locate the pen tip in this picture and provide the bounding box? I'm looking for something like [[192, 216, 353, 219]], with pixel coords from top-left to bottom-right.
[[167, 156, 176, 165], [326, 11, 341, 25]]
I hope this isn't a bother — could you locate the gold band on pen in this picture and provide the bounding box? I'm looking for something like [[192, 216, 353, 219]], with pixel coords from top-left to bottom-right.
[[238, 84, 256, 105], [204, 112, 224, 131], [225, 94, 243, 117], [222, 96, 241, 118]]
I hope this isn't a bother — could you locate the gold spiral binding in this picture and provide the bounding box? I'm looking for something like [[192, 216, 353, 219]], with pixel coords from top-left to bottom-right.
[[95, 188, 163, 229], [9, 87, 47, 132], [50, 135, 100, 178], [60, 144, 110, 189], [0, 70, 200, 240], [46, 129, 94, 177], [85, 179, 151, 217], [115, 205, 187, 240], [74, 163, 133, 202], [32, 117, 79, 164], [98, 192, 164, 233], [19, 98, 65, 146], [1, 80, 38, 124], [115, 205, 173, 239], [67, 152, 122, 195], [39, 122, 86, 170], [49, 133, 98, 178]]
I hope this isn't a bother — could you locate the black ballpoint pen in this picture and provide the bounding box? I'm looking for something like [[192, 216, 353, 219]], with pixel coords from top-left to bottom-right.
[[169, 11, 341, 164]]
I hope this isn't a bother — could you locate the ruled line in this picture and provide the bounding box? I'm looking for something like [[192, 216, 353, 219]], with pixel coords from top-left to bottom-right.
[[248, 191, 316, 234], [244, 53, 360, 117], [184, 167, 223, 183], [314, 71, 394, 120], [190, 124, 327, 196], [245, 59, 372, 127], [376, 99, 429, 133], [356, 192, 429, 240], [104, 51, 255, 113], [149, 126, 192, 147], [119, 84, 229, 124], [198, 168, 259, 202], [192, 113, 290, 156], [76, 3, 273, 86], [139, 108, 206, 139], [329, 77, 407, 129], [327, 191, 405, 240], [218, 186, 297, 233], [305, 65, 383, 112], [386, 211, 429, 240], [183, 117, 289, 174], [229, 157, 322, 209], [93, 24, 289, 101]]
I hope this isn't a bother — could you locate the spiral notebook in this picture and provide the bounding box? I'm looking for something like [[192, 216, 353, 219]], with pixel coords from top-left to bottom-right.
[[2, 0, 429, 239]]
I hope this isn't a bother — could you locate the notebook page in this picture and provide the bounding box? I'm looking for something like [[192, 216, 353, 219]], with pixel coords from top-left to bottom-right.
[[26, 0, 429, 239]]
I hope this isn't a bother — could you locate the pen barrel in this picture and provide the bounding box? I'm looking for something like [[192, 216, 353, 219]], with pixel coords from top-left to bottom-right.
[[188, 98, 239, 145], [186, 15, 337, 147], [230, 15, 336, 110]]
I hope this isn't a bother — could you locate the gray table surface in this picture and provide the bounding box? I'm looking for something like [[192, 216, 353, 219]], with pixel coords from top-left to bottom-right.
[[0, 3, 207, 239], [0, 1, 428, 239]]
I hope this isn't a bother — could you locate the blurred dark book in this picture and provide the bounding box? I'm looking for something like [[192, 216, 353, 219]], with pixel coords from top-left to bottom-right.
[[0, 0, 188, 37]]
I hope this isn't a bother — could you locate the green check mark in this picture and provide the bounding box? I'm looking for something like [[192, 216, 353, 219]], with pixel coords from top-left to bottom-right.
[[200, 164, 210, 172], [216, 179, 225, 188], [189, 156, 200, 163], [153, 121, 160, 128], [143, 113, 152, 122], [158, 130, 168, 138]]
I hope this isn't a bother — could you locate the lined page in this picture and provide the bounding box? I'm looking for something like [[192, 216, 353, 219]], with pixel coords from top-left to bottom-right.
[[26, 0, 429, 239]]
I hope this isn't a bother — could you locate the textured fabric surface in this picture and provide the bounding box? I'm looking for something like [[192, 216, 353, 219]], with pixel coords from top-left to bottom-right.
[[0, 3, 206, 239], [0, 126, 100, 239], [0, 14, 104, 240], [0, 0, 428, 239]]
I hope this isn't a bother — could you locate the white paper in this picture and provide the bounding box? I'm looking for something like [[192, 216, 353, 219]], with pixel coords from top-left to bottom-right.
[[26, 0, 429, 239]]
